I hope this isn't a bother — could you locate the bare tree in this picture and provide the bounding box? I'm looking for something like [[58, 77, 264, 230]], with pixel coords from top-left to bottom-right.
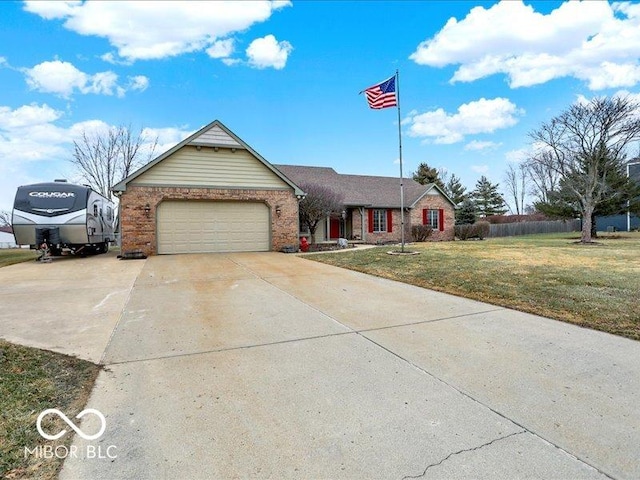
[[298, 183, 344, 244], [523, 151, 561, 203], [530, 96, 640, 243], [71, 125, 157, 201], [504, 163, 527, 215], [0, 210, 11, 226]]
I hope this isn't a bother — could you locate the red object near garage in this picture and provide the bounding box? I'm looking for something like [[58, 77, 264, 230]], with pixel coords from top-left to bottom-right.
[[300, 237, 309, 252]]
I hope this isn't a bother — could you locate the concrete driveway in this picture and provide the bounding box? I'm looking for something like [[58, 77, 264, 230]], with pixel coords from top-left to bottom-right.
[[2, 252, 638, 479], [0, 251, 143, 363]]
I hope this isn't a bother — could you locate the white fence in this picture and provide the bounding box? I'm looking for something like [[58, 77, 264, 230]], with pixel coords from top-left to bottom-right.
[[488, 219, 580, 238]]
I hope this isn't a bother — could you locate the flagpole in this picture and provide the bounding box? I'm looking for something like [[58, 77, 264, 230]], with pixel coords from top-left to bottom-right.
[[396, 69, 405, 252]]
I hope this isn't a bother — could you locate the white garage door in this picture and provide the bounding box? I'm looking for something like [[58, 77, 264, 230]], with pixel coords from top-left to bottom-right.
[[157, 201, 270, 254]]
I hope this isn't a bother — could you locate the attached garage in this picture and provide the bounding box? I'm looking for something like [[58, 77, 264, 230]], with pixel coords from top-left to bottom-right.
[[113, 120, 304, 256], [157, 201, 270, 254]]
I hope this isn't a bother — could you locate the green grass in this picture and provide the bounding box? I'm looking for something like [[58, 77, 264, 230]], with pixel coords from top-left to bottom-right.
[[0, 340, 100, 479], [310, 232, 640, 340], [0, 250, 37, 268]]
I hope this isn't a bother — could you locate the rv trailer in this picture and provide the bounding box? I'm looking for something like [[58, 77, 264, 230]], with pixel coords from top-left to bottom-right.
[[12, 180, 116, 255]]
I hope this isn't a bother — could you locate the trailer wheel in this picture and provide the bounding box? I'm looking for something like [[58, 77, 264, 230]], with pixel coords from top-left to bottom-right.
[[100, 242, 109, 254]]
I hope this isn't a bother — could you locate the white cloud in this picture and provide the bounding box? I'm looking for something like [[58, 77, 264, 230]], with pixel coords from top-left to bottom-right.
[[410, 1, 640, 90], [22, 60, 147, 98], [221, 58, 241, 67], [465, 140, 501, 151], [141, 126, 195, 154], [505, 148, 531, 164], [0, 103, 62, 128], [24, 1, 292, 62], [206, 39, 235, 59], [246, 34, 292, 69], [471, 165, 489, 174], [24, 60, 88, 97], [405, 97, 523, 144], [128, 75, 149, 92]]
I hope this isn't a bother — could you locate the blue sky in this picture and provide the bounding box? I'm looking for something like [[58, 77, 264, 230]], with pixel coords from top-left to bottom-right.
[[2, 0, 640, 213]]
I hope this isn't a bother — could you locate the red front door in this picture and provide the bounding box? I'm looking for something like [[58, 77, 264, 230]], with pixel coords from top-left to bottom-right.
[[329, 218, 340, 239]]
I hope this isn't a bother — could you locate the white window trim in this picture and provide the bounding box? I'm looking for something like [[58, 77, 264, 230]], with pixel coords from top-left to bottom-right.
[[426, 209, 439, 230], [373, 209, 387, 233]]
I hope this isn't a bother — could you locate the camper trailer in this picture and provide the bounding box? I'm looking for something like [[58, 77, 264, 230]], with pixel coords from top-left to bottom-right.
[[12, 180, 116, 255]]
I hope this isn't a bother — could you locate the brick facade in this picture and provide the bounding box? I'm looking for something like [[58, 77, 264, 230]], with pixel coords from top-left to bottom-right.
[[356, 193, 455, 244], [410, 194, 455, 241], [119, 186, 299, 256]]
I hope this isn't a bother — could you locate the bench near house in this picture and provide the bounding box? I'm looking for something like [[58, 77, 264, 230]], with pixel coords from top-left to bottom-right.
[[275, 165, 455, 243]]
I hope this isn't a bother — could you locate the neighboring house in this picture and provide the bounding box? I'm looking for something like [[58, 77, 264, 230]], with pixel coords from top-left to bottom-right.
[[274, 165, 455, 243], [113, 120, 304, 256], [596, 159, 640, 232], [0, 226, 17, 248]]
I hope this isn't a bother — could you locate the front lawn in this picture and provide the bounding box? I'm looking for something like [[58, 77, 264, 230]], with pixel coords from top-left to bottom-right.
[[0, 340, 100, 479], [309, 232, 640, 340], [0, 249, 37, 268]]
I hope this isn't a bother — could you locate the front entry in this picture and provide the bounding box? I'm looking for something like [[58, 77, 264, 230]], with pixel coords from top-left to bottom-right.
[[329, 218, 341, 239]]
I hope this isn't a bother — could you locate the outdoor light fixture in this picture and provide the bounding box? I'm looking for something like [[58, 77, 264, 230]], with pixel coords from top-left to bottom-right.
[[144, 203, 151, 217], [231, 148, 236, 153], [275, 205, 282, 217], [196, 145, 202, 151]]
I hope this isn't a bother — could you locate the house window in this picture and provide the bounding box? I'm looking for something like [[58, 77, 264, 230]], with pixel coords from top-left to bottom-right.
[[425, 209, 439, 229], [373, 209, 387, 232]]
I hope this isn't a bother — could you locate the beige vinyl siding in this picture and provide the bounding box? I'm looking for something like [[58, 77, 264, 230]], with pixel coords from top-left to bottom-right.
[[189, 125, 241, 147], [157, 201, 269, 254], [131, 146, 289, 189]]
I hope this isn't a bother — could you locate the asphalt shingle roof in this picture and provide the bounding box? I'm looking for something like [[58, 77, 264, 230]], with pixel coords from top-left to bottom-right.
[[274, 164, 441, 208]]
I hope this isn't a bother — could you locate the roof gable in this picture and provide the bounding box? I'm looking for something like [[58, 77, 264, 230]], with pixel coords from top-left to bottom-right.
[[189, 124, 242, 148], [113, 120, 303, 195]]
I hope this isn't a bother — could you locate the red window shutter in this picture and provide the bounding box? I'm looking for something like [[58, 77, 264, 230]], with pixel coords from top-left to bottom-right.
[[368, 209, 374, 233], [387, 209, 393, 233], [422, 209, 427, 225], [439, 208, 445, 232]]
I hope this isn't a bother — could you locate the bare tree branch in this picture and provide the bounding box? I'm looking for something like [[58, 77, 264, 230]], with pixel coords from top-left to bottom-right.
[[70, 125, 157, 200], [298, 183, 344, 244], [503, 163, 527, 215], [0, 210, 11, 226]]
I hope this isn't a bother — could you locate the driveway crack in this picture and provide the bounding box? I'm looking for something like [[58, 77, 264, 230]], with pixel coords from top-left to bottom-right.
[[401, 430, 526, 479]]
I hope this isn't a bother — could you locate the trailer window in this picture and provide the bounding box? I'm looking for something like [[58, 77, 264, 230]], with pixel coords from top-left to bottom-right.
[[93, 204, 98, 216]]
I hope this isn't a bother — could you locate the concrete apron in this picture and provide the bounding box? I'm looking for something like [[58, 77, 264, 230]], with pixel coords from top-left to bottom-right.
[[0, 251, 144, 363], [59, 252, 638, 479]]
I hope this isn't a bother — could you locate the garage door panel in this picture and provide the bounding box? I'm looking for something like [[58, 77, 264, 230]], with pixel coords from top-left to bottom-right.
[[157, 201, 270, 254]]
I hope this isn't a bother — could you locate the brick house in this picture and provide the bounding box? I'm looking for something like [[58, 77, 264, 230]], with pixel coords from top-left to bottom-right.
[[113, 120, 304, 256], [274, 165, 456, 243]]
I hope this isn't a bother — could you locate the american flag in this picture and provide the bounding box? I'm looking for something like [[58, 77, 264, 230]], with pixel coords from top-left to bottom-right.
[[362, 75, 397, 109]]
